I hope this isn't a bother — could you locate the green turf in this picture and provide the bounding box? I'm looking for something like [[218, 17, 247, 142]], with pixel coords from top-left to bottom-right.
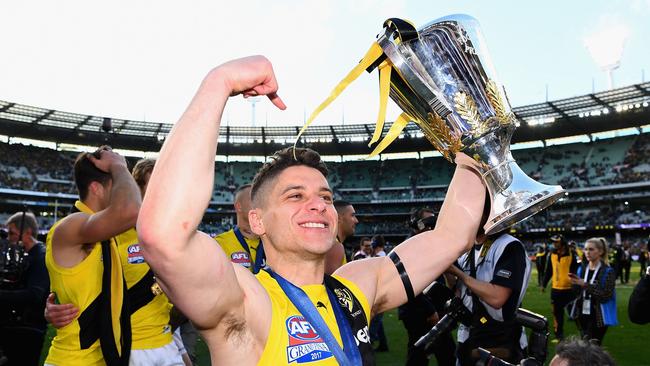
[[40, 264, 650, 365]]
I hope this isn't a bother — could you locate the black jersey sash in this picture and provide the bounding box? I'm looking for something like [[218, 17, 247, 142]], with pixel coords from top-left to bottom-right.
[[233, 226, 265, 274], [267, 269, 362, 366], [324, 275, 375, 366], [127, 268, 156, 314]]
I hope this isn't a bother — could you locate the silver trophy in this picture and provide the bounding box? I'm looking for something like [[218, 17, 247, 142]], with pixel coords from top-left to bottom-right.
[[298, 14, 564, 235], [372, 15, 564, 235]]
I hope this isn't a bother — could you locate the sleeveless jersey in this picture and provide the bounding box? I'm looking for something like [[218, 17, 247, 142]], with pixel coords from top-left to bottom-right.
[[116, 228, 172, 349], [337, 240, 348, 267], [551, 253, 573, 290], [255, 270, 372, 365], [45, 201, 129, 365], [214, 229, 262, 271]]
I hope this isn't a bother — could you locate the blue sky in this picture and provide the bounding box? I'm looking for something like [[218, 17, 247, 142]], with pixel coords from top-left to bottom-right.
[[0, 0, 648, 128]]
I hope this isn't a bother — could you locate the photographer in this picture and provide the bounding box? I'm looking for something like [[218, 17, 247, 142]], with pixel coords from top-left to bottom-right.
[[398, 207, 456, 366], [446, 204, 532, 366], [0, 212, 49, 366]]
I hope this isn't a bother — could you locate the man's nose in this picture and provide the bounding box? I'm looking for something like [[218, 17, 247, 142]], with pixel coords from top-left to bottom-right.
[[307, 195, 326, 212]]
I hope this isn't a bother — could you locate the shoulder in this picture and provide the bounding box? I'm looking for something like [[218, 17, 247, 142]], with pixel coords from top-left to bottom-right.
[[47, 212, 90, 246], [214, 229, 235, 241], [330, 274, 372, 321]]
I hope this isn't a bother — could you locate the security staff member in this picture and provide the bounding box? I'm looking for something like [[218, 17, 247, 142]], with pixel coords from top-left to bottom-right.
[[214, 184, 265, 273], [447, 229, 531, 366], [541, 234, 579, 341], [0, 212, 49, 366]]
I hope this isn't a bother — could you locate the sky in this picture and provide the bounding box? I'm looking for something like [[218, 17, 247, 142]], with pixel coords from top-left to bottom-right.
[[0, 0, 649, 129]]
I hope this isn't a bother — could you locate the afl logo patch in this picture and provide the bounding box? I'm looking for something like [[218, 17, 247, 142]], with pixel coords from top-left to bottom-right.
[[285, 315, 331, 363], [230, 251, 251, 267], [127, 244, 145, 264]]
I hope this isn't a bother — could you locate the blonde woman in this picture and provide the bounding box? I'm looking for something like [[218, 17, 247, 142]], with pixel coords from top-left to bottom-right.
[[568, 238, 618, 344]]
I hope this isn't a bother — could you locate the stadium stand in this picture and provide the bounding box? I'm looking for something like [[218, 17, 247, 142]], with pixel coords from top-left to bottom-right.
[[0, 82, 649, 252]]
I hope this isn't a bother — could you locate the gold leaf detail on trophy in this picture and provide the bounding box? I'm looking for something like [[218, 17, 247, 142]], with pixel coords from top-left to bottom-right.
[[454, 91, 487, 137], [425, 112, 463, 162], [486, 80, 514, 126]]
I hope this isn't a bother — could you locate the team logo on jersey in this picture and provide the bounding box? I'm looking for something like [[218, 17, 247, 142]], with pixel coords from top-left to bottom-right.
[[230, 251, 251, 267], [334, 288, 354, 312], [285, 315, 332, 363], [127, 244, 145, 264]]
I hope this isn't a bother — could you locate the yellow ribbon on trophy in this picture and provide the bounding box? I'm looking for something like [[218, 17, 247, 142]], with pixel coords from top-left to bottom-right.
[[294, 41, 413, 159]]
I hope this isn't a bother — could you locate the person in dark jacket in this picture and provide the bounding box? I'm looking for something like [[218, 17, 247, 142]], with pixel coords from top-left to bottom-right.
[[569, 237, 617, 345], [628, 265, 650, 324], [0, 212, 49, 366]]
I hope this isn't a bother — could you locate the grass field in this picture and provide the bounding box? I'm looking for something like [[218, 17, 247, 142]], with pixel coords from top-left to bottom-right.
[[41, 265, 650, 365]]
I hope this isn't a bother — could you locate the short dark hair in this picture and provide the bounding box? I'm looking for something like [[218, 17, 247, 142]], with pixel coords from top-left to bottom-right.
[[6, 211, 38, 235], [554, 337, 616, 366], [234, 184, 252, 200], [410, 207, 435, 222], [360, 237, 371, 245], [371, 235, 385, 249], [74, 146, 112, 200], [251, 147, 328, 206], [334, 200, 353, 212]]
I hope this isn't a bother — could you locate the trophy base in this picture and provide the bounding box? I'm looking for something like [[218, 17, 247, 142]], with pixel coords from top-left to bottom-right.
[[483, 161, 566, 236]]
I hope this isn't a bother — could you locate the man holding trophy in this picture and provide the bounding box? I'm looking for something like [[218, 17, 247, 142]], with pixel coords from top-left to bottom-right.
[[137, 15, 562, 366]]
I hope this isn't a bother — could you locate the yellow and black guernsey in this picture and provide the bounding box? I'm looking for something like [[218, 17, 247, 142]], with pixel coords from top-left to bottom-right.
[[45, 201, 130, 366], [255, 270, 374, 365], [116, 228, 172, 349], [543, 249, 579, 290], [214, 226, 265, 273]]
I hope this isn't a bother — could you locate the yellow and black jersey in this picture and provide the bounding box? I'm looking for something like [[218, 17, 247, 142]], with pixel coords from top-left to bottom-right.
[[116, 228, 172, 349], [255, 270, 371, 365], [214, 226, 265, 272], [45, 201, 128, 366]]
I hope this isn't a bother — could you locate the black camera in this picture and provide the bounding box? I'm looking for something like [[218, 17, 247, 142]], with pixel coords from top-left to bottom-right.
[[0, 237, 28, 288], [476, 348, 543, 366], [415, 296, 472, 349], [416, 302, 549, 366]]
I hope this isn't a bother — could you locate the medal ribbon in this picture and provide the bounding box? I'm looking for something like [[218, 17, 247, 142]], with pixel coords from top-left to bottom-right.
[[267, 269, 362, 366], [233, 226, 265, 274]]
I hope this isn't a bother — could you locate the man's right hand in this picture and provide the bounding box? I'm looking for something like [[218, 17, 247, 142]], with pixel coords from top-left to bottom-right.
[[212, 56, 286, 110], [44, 292, 79, 328]]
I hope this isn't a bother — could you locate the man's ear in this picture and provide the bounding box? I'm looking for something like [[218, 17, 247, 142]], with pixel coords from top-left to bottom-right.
[[89, 181, 101, 197], [249, 208, 265, 236], [234, 201, 241, 213]]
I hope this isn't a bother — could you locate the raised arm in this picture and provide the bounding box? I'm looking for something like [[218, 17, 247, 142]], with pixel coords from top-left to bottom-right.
[[137, 56, 286, 329], [336, 159, 486, 313], [52, 149, 141, 250]]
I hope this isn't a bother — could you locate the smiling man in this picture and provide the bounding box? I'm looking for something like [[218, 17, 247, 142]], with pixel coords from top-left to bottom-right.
[[137, 56, 487, 365]]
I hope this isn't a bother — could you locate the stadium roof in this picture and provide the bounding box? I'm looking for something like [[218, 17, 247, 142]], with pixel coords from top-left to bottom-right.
[[1, 82, 649, 156]]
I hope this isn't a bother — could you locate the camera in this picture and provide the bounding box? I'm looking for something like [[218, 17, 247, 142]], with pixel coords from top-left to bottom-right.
[[476, 348, 542, 366], [414, 296, 472, 349], [416, 304, 549, 365], [0, 237, 28, 288]]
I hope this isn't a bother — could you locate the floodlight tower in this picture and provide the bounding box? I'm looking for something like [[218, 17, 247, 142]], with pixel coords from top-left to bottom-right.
[[584, 24, 628, 90], [247, 96, 261, 127]]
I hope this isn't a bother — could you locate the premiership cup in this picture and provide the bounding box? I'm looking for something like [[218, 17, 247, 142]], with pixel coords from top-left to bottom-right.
[[298, 14, 565, 235]]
